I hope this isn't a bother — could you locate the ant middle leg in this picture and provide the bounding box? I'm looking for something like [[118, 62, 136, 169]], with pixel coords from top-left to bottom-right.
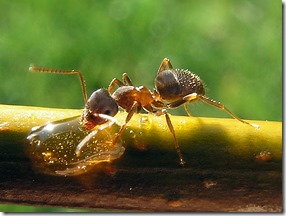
[[156, 109, 186, 166], [184, 103, 193, 116]]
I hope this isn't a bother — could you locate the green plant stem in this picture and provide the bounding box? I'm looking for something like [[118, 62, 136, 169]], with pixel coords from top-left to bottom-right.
[[0, 104, 282, 170]]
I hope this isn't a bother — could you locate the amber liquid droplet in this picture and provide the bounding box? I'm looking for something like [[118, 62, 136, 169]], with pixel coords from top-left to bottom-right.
[[27, 116, 125, 176]]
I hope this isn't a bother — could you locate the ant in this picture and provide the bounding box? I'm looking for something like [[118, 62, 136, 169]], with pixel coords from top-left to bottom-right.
[[29, 58, 259, 168]]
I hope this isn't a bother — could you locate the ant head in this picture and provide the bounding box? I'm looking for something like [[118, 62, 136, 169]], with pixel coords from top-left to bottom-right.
[[82, 88, 118, 129]]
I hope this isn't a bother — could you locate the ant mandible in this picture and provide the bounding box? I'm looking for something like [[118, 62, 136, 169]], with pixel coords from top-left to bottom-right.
[[154, 58, 260, 129]]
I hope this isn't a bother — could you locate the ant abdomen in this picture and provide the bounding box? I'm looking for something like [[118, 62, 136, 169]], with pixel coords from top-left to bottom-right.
[[155, 58, 259, 130], [155, 68, 205, 102]]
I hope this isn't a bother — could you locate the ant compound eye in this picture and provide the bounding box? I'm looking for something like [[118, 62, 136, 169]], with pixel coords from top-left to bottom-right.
[[104, 109, 112, 116], [87, 88, 118, 117]]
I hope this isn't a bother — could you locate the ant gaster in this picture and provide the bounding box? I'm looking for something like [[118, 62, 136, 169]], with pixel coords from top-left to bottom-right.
[[154, 58, 259, 129]]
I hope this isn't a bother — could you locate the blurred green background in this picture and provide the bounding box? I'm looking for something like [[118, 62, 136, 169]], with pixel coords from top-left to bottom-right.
[[0, 0, 281, 212]]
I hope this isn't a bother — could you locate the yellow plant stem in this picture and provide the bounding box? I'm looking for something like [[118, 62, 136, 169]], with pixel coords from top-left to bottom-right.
[[0, 104, 282, 170]]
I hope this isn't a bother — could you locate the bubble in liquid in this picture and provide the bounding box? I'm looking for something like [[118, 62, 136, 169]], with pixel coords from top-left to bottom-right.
[[139, 115, 152, 131], [129, 129, 136, 139], [26, 116, 125, 176]]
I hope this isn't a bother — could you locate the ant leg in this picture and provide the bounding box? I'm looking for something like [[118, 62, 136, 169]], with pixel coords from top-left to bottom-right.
[[182, 93, 260, 129], [29, 65, 88, 104], [75, 120, 116, 156], [75, 113, 123, 156], [58, 144, 125, 176], [122, 73, 134, 86], [157, 58, 174, 73], [112, 101, 140, 146], [108, 78, 125, 94], [184, 103, 193, 116], [156, 109, 186, 166], [167, 97, 189, 109], [153, 89, 161, 101], [197, 95, 260, 129], [108, 73, 134, 94]]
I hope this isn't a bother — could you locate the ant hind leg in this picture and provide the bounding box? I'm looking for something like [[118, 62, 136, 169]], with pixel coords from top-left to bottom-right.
[[158, 58, 174, 74], [182, 94, 260, 129]]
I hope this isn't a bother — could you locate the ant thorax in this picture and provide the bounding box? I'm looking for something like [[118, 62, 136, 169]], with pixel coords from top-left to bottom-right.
[[155, 68, 205, 102], [110, 86, 148, 111]]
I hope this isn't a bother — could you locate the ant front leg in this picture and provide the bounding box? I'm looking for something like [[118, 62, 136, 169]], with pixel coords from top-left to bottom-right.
[[157, 58, 174, 73], [156, 109, 186, 166], [75, 113, 123, 156], [108, 78, 125, 94], [122, 73, 133, 86], [108, 73, 134, 94], [112, 101, 140, 146]]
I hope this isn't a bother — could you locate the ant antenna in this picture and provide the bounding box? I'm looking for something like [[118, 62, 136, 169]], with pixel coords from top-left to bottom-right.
[[29, 65, 88, 104]]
